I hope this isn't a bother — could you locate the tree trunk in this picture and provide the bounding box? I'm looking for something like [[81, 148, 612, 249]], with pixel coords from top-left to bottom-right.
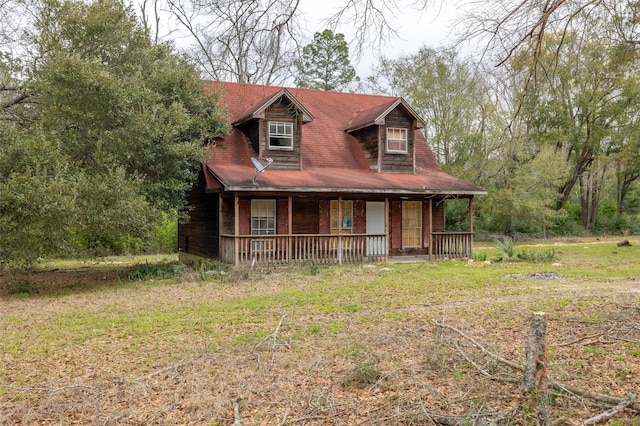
[[523, 312, 551, 426]]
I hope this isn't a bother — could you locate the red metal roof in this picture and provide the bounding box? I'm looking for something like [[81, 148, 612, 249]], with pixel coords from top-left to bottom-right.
[[203, 81, 486, 196]]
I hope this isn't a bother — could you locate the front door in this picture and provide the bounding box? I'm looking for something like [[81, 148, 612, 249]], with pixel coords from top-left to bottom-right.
[[366, 202, 386, 256]]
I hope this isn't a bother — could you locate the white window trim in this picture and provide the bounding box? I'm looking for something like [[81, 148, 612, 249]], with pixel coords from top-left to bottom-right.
[[268, 121, 294, 150], [386, 127, 408, 154], [251, 199, 276, 235]]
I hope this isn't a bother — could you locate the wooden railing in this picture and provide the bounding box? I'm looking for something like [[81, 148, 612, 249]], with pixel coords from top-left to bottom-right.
[[431, 232, 473, 259], [220, 234, 387, 266]]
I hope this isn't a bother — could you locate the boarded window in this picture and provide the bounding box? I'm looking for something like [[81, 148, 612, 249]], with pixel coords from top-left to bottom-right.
[[402, 201, 422, 248], [330, 200, 353, 234]]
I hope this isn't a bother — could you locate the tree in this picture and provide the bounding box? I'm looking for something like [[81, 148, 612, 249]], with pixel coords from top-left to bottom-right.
[[518, 32, 640, 229], [295, 29, 357, 91], [168, 0, 301, 85], [0, 0, 227, 266]]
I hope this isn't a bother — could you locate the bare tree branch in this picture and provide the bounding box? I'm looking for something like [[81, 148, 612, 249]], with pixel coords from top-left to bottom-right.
[[167, 0, 301, 84]]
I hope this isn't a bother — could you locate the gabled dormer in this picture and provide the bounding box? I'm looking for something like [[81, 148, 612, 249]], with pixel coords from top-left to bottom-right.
[[345, 98, 425, 174], [232, 88, 313, 171]]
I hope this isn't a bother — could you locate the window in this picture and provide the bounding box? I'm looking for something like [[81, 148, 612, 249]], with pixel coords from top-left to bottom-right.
[[386, 127, 408, 153], [402, 201, 422, 248], [330, 200, 353, 234], [251, 199, 276, 235], [269, 121, 293, 149]]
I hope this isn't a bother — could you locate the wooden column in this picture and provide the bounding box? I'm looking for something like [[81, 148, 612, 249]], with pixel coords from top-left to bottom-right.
[[385, 197, 389, 262], [218, 193, 223, 261], [469, 197, 474, 258], [428, 198, 433, 260], [469, 197, 474, 234], [337, 197, 342, 265], [234, 194, 239, 266], [288, 196, 292, 263]]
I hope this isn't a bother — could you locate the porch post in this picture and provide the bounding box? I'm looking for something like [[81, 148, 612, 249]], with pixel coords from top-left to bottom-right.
[[385, 197, 389, 262], [337, 196, 343, 265], [234, 194, 240, 267], [288, 196, 292, 263], [218, 193, 223, 262], [428, 198, 433, 260], [469, 197, 474, 258]]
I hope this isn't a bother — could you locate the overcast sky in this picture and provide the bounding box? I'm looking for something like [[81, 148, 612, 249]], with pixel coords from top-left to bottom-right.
[[297, 0, 463, 76]]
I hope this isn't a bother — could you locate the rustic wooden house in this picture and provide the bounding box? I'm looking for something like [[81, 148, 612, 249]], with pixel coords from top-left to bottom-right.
[[179, 82, 486, 265]]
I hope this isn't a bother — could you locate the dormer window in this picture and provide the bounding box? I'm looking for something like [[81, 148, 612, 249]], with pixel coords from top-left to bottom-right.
[[386, 127, 408, 153], [269, 121, 293, 150]]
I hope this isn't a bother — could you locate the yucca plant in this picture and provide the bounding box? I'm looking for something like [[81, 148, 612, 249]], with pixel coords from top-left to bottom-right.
[[495, 236, 516, 260]]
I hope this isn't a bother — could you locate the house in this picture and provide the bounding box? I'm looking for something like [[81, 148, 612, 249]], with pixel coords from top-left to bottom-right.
[[178, 82, 486, 266]]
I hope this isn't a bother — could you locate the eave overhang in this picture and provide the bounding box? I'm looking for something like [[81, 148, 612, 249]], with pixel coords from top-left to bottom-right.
[[220, 185, 487, 196], [205, 166, 487, 197]]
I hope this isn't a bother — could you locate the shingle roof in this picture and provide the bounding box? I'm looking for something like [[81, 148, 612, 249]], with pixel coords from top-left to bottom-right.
[[203, 81, 486, 196]]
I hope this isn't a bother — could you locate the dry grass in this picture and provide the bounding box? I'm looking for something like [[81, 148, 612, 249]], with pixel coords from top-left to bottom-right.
[[1, 238, 639, 425]]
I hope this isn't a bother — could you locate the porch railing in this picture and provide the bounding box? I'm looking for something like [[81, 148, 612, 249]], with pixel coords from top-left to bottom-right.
[[220, 234, 387, 266], [431, 232, 473, 259]]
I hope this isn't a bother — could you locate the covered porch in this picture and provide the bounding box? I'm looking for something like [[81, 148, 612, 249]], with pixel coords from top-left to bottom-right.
[[179, 185, 479, 266]]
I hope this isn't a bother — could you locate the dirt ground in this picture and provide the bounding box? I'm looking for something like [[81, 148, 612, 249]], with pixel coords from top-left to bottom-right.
[[1, 265, 639, 425]]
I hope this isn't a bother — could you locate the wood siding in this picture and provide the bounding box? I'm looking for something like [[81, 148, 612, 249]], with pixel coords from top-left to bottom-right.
[[261, 99, 303, 170], [277, 198, 289, 234], [352, 126, 380, 170], [178, 171, 219, 258], [238, 199, 251, 235], [237, 121, 260, 155], [390, 200, 402, 250], [292, 199, 320, 234], [220, 196, 235, 234], [381, 107, 414, 174], [353, 199, 366, 234], [432, 199, 446, 232], [318, 200, 330, 234]]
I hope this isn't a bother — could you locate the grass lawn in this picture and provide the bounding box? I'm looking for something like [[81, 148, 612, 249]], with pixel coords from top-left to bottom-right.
[[1, 237, 639, 425]]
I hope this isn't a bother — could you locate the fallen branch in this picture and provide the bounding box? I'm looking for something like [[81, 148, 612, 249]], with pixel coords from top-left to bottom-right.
[[582, 393, 637, 425], [10, 384, 93, 394], [433, 319, 524, 372], [252, 313, 288, 354], [556, 331, 608, 347], [454, 340, 491, 378], [434, 319, 640, 415], [550, 380, 640, 413], [142, 361, 191, 380]]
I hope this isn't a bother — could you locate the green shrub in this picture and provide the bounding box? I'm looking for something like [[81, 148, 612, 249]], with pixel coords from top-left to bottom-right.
[[473, 250, 487, 261], [150, 212, 178, 253], [124, 261, 185, 281], [517, 248, 558, 263]]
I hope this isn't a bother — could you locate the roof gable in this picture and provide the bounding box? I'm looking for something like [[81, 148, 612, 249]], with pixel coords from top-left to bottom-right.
[[345, 98, 426, 133], [232, 88, 314, 126]]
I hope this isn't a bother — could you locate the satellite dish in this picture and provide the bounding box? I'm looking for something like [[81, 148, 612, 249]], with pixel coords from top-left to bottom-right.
[[251, 157, 273, 183]]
